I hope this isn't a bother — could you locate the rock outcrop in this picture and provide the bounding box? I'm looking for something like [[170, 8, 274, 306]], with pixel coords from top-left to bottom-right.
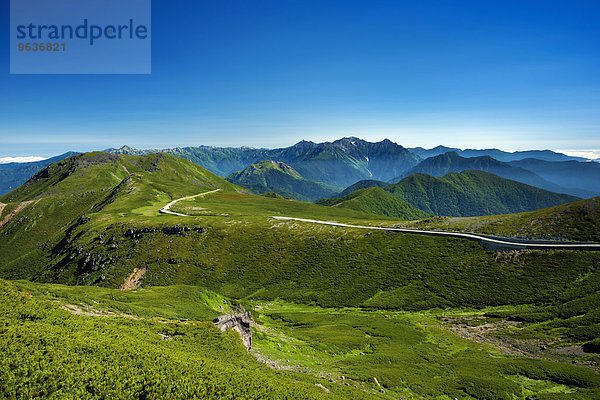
[[213, 312, 253, 351], [124, 225, 204, 239]]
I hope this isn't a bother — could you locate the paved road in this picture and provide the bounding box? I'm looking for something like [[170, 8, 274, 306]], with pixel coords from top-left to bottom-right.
[[271, 216, 600, 251], [159, 189, 221, 216], [157, 190, 600, 251]]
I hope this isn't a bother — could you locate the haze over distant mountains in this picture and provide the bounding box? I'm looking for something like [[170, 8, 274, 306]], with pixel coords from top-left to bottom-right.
[[396, 151, 597, 198], [408, 145, 590, 162]]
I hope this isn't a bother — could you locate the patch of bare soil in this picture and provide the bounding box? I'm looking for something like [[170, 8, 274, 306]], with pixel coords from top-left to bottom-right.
[[552, 345, 588, 356], [439, 316, 600, 372], [0, 200, 36, 228], [53, 300, 139, 319], [440, 316, 531, 357], [120, 267, 147, 290], [0, 203, 5, 217]]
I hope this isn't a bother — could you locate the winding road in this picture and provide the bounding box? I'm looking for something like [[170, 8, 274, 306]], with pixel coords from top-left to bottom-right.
[[159, 190, 600, 251]]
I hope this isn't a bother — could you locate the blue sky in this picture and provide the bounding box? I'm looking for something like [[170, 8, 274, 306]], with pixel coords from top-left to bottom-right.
[[1, 0, 599, 158]]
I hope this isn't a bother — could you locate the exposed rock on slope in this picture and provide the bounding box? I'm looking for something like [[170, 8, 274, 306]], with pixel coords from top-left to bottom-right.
[[213, 312, 253, 351]]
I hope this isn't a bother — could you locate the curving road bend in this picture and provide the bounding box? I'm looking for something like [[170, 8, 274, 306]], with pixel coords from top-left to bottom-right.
[[270, 216, 600, 251], [159, 189, 221, 216]]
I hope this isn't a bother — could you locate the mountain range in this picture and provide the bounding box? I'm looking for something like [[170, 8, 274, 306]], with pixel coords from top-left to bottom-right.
[[105, 138, 598, 200], [508, 158, 600, 196], [1, 138, 598, 202], [107, 137, 421, 188]]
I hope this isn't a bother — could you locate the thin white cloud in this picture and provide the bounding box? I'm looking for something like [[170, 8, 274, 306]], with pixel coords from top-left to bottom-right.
[[0, 156, 48, 164], [558, 149, 600, 160]]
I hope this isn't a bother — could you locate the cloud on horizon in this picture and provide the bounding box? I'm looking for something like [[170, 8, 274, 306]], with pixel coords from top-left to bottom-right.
[[0, 156, 48, 164], [559, 149, 600, 160]]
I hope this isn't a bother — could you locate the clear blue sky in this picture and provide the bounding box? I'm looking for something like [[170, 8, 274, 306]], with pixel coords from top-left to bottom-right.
[[1, 0, 599, 158]]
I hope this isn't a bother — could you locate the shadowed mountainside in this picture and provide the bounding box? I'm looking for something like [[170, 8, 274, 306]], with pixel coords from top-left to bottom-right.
[[226, 160, 340, 201]]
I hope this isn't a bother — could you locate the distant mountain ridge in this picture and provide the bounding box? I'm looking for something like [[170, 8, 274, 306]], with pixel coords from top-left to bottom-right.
[[395, 151, 594, 198], [408, 146, 589, 162], [226, 160, 340, 201], [508, 158, 600, 197]]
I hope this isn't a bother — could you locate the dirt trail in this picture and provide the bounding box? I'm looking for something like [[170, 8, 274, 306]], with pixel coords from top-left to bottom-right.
[[120, 267, 147, 290], [53, 300, 140, 319], [0, 200, 36, 228]]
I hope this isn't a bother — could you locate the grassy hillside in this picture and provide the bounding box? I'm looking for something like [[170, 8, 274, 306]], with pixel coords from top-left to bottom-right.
[[226, 160, 340, 201], [397, 196, 600, 242], [484, 260, 600, 357], [0, 151, 243, 281], [0, 152, 79, 196], [316, 187, 430, 220], [10, 192, 600, 311], [6, 279, 600, 399], [255, 302, 600, 400], [386, 170, 579, 217], [335, 179, 388, 198], [0, 279, 370, 399]]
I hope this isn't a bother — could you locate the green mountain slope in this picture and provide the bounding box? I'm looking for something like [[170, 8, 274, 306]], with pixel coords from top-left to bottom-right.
[[0, 151, 243, 280], [226, 160, 340, 201], [399, 196, 600, 242], [386, 170, 579, 217], [317, 187, 430, 220], [335, 179, 389, 198], [0, 152, 79, 196], [2, 152, 600, 399]]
